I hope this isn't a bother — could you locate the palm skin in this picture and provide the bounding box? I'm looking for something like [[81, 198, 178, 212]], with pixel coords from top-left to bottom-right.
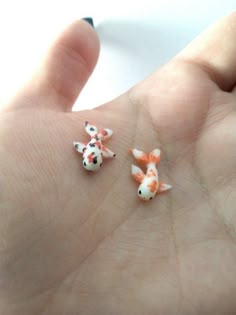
[[0, 16, 236, 315]]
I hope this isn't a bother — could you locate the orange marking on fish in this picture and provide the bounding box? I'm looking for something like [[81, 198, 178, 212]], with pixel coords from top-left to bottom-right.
[[101, 144, 108, 152], [100, 129, 108, 136], [87, 154, 93, 163], [148, 180, 158, 193], [147, 169, 156, 177], [137, 153, 149, 165], [132, 172, 145, 183], [149, 152, 160, 164]]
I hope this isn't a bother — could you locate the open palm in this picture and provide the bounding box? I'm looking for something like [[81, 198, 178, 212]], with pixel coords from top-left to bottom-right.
[[0, 16, 236, 315]]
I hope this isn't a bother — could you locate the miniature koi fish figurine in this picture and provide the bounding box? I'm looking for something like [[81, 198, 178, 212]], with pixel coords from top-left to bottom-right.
[[73, 121, 115, 171], [130, 148, 172, 201]]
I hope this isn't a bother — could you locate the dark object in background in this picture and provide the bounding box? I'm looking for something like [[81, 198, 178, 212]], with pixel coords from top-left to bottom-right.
[[82, 17, 94, 28]]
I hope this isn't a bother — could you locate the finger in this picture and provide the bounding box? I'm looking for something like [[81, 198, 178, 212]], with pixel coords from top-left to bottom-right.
[[177, 12, 236, 91], [9, 19, 100, 111]]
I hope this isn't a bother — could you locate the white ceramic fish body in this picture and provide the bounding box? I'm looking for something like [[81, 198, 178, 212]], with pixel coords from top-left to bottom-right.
[[74, 121, 115, 171]]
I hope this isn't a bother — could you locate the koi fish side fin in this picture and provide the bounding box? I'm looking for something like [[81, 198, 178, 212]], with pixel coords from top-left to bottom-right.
[[158, 182, 172, 193], [130, 148, 149, 165], [131, 164, 145, 183], [73, 142, 86, 154], [101, 145, 116, 158], [85, 121, 98, 137], [98, 128, 113, 141], [149, 149, 161, 164]]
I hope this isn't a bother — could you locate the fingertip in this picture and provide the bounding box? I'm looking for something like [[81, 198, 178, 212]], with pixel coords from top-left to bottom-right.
[[38, 20, 100, 111], [55, 19, 100, 73]]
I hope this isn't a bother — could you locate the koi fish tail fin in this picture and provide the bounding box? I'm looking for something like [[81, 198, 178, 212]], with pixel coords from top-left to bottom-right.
[[130, 148, 149, 165], [85, 121, 98, 137], [98, 128, 113, 141], [148, 149, 161, 165], [158, 182, 172, 193]]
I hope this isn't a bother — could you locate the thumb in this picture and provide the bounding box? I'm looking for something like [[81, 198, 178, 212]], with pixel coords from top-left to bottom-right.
[[9, 19, 100, 112]]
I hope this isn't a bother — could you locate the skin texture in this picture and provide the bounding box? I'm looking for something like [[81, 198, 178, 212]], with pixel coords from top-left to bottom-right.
[[0, 15, 236, 315]]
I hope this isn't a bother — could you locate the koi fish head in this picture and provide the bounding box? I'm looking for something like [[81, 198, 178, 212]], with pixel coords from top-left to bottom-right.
[[82, 142, 103, 171], [137, 181, 158, 201]]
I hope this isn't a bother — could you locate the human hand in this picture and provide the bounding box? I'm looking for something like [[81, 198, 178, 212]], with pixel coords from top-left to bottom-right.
[[0, 15, 236, 315]]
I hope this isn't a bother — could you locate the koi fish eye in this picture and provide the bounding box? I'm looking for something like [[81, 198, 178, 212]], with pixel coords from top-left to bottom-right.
[[139, 190, 142, 195]]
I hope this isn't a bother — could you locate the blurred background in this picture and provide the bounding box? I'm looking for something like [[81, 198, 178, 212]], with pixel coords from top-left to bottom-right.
[[0, 0, 235, 109]]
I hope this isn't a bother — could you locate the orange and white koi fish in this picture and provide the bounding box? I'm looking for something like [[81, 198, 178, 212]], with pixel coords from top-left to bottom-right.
[[73, 121, 115, 171], [130, 148, 172, 201]]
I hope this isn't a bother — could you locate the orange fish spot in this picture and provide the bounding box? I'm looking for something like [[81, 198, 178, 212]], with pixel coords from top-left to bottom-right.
[[137, 153, 149, 165], [149, 152, 160, 164], [100, 129, 108, 136], [101, 144, 108, 152], [87, 154, 93, 163], [147, 169, 156, 178], [148, 180, 158, 193], [132, 172, 144, 183]]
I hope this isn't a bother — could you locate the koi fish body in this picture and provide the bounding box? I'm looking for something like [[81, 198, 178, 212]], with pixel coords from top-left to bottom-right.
[[73, 122, 115, 171], [130, 148, 172, 201]]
